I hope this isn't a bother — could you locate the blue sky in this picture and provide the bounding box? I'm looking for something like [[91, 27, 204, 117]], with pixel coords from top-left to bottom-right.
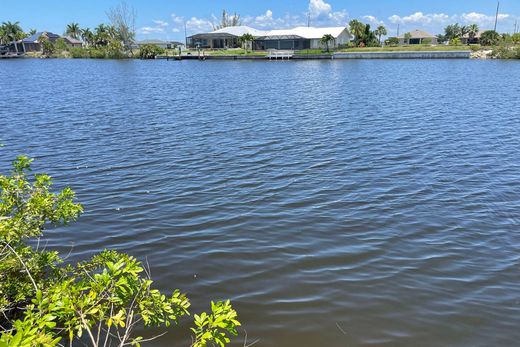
[[1, 0, 519, 40]]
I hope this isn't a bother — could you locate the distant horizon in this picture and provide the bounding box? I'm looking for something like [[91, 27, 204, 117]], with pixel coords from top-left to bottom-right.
[[1, 0, 519, 41]]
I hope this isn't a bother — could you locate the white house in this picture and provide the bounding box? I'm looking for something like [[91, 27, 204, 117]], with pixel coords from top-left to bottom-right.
[[188, 25, 351, 50], [187, 26, 267, 49], [255, 27, 351, 50]]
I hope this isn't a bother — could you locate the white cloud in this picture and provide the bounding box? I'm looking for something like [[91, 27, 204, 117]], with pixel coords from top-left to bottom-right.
[[243, 10, 298, 29], [388, 12, 451, 25], [307, 0, 348, 26], [167, 13, 213, 33], [185, 17, 213, 32], [153, 20, 169, 27], [387, 10, 516, 33], [363, 15, 385, 27], [244, 9, 280, 28], [461, 12, 509, 24], [171, 14, 184, 25], [137, 26, 165, 34], [138, 20, 169, 35], [308, 0, 332, 17]]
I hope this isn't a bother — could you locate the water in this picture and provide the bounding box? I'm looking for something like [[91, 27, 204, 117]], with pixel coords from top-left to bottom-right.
[[1, 58, 520, 346]]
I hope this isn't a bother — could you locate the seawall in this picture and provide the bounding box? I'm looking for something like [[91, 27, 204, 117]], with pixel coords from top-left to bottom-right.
[[333, 51, 471, 59], [171, 50, 472, 61]]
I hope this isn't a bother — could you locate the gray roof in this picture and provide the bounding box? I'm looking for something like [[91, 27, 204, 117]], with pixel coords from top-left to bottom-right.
[[137, 39, 168, 45], [462, 30, 490, 39], [63, 36, 82, 44], [398, 29, 436, 39], [189, 25, 350, 41], [22, 31, 60, 43]]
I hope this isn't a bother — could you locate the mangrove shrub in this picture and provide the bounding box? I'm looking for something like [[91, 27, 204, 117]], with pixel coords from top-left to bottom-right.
[[138, 44, 164, 59], [0, 156, 240, 347]]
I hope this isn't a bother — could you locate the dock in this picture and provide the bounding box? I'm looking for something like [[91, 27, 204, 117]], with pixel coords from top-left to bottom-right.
[[267, 50, 294, 60]]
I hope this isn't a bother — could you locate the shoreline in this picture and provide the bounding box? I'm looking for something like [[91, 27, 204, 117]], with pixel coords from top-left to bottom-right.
[[2, 50, 510, 61], [163, 50, 472, 60]]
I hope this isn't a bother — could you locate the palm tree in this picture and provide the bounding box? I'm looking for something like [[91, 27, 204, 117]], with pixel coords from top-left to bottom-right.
[[404, 32, 412, 45], [94, 24, 109, 47], [65, 22, 81, 39], [81, 28, 94, 47], [444, 23, 466, 41], [374, 25, 387, 46], [239, 33, 254, 53], [467, 24, 479, 44], [349, 20, 366, 46], [320, 34, 335, 52], [0, 26, 6, 45], [480, 30, 501, 46], [460, 25, 469, 39], [2, 21, 24, 53]]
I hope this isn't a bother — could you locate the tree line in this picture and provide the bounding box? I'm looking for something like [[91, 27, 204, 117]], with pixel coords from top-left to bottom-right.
[[1, 2, 137, 58]]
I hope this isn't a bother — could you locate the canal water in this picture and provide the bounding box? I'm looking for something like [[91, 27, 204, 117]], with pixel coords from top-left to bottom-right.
[[1, 59, 520, 346]]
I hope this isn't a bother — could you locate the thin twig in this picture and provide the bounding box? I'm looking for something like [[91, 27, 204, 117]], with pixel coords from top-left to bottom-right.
[[63, 242, 75, 260], [80, 312, 99, 347], [1, 241, 38, 292], [121, 331, 167, 346], [242, 329, 260, 347], [336, 322, 347, 335]]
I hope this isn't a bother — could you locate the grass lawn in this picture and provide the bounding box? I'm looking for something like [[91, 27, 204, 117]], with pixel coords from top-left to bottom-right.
[[338, 45, 473, 52], [186, 49, 267, 56]]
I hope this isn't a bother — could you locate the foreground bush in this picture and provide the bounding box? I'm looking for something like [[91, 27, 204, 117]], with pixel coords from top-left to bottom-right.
[[491, 45, 520, 59], [0, 156, 240, 347], [138, 44, 165, 59]]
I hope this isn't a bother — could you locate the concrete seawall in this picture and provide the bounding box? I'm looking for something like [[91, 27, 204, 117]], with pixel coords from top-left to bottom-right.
[[174, 50, 471, 61], [292, 54, 333, 60], [334, 51, 471, 59]]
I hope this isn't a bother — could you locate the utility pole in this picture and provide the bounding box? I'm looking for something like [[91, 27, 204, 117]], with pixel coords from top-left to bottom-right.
[[514, 20, 518, 34], [307, 13, 311, 27], [184, 22, 188, 47], [494, 1, 500, 32], [397, 24, 400, 37]]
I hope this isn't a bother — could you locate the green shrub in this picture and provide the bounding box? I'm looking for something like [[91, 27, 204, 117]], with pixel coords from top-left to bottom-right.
[[337, 42, 354, 49], [491, 45, 520, 59], [512, 33, 520, 45], [69, 47, 89, 58], [138, 44, 165, 59], [88, 48, 107, 59], [55, 38, 68, 51], [106, 49, 128, 59], [480, 30, 501, 46], [469, 44, 481, 52], [385, 37, 399, 46], [42, 41, 55, 56], [449, 38, 461, 46], [0, 156, 240, 347]]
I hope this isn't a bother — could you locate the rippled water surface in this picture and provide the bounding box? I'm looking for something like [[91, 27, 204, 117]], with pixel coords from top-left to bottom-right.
[[1, 58, 520, 346]]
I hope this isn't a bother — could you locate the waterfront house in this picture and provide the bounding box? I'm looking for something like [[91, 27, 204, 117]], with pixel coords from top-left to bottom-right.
[[398, 29, 437, 45], [187, 26, 267, 49], [63, 36, 83, 48], [254, 27, 351, 50], [188, 25, 350, 50], [21, 31, 61, 52], [461, 30, 488, 45]]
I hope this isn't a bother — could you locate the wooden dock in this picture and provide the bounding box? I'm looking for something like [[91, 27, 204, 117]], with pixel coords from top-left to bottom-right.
[[267, 50, 294, 60]]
